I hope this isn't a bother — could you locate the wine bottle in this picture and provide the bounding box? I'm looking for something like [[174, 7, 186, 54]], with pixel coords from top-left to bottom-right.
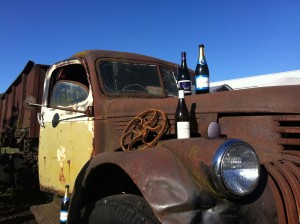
[[60, 185, 70, 224], [175, 89, 190, 139], [195, 44, 209, 94], [177, 52, 191, 95]]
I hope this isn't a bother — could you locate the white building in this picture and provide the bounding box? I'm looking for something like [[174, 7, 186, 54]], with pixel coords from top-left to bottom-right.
[[210, 70, 300, 91]]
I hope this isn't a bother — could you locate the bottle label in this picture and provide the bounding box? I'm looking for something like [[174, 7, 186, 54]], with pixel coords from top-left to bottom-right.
[[178, 80, 191, 94], [60, 210, 68, 222], [178, 90, 185, 99], [63, 198, 70, 203], [177, 121, 190, 139], [199, 59, 207, 65], [195, 75, 209, 90]]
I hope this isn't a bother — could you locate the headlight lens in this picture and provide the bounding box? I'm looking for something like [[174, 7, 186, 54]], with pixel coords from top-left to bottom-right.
[[212, 139, 260, 197]]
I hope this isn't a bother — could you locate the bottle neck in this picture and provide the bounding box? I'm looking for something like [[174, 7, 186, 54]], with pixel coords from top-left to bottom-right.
[[181, 52, 188, 69], [63, 185, 69, 200], [198, 46, 205, 64]]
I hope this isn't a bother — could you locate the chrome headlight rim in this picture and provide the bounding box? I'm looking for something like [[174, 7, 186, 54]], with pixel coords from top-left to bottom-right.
[[211, 139, 260, 198]]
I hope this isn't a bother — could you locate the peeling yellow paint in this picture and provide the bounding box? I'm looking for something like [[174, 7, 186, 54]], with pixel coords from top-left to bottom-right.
[[39, 120, 94, 194], [57, 146, 66, 166]]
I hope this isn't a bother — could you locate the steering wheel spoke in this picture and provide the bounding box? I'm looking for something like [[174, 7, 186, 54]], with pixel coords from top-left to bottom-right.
[[122, 84, 148, 93], [121, 109, 168, 151]]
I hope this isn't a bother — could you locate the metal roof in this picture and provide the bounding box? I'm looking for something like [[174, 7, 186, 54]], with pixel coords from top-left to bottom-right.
[[211, 70, 300, 90]]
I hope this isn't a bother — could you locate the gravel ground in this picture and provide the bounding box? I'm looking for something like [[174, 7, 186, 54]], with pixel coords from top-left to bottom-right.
[[0, 182, 51, 224]]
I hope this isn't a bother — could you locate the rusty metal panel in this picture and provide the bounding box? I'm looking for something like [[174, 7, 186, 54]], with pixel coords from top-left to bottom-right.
[[0, 94, 7, 134], [25, 65, 48, 138], [39, 118, 94, 195], [265, 161, 299, 223], [276, 161, 300, 220], [38, 59, 93, 195], [0, 97, 2, 134], [6, 86, 15, 130], [30, 197, 60, 224], [69, 137, 279, 224], [274, 115, 300, 158], [2, 62, 35, 137], [266, 173, 287, 224], [63, 50, 300, 223], [0, 61, 49, 145], [14, 73, 27, 130], [217, 116, 282, 154]]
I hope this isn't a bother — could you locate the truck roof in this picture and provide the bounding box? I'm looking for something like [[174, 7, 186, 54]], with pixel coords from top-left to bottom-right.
[[70, 50, 176, 67], [0, 61, 49, 99]]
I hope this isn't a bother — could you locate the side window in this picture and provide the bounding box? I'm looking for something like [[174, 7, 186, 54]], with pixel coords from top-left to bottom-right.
[[160, 66, 178, 97], [49, 64, 89, 107], [50, 81, 88, 107]]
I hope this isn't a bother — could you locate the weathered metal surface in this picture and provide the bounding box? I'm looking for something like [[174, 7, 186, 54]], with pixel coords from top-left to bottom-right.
[[274, 115, 300, 158], [66, 50, 300, 223], [68, 138, 279, 224], [0, 61, 48, 146], [98, 85, 300, 116], [1, 50, 300, 223], [267, 174, 286, 224], [39, 119, 94, 195], [265, 161, 300, 223], [38, 59, 94, 195], [67, 139, 220, 224], [30, 196, 60, 224], [276, 162, 300, 220]]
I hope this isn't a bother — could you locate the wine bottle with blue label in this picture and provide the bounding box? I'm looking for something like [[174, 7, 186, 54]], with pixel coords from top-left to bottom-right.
[[60, 185, 70, 224], [177, 52, 191, 95], [195, 44, 209, 94]]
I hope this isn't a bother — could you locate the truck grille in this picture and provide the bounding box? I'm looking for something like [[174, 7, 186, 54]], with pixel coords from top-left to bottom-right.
[[274, 115, 300, 157], [265, 160, 300, 224], [263, 115, 300, 223]]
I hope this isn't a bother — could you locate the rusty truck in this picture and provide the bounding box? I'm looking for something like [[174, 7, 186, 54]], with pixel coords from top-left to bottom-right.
[[0, 50, 299, 223]]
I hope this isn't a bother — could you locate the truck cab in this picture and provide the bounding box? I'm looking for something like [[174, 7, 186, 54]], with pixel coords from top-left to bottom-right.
[[38, 50, 180, 195]]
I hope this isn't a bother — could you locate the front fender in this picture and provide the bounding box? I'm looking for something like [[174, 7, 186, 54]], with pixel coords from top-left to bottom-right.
[[68, 138, 277, 224], [68, 139, 220, 224]]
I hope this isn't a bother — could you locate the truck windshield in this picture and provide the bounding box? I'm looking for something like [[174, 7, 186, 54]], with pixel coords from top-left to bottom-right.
[[97, 61, 177, 97]]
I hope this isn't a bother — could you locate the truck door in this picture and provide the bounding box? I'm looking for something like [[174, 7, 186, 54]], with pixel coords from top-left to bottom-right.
[[39, 59, 94, 194]]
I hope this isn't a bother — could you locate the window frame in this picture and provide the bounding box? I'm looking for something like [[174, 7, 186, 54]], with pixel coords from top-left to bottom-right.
[[45, 59, 92, 109], [95, 58, 177, 98]]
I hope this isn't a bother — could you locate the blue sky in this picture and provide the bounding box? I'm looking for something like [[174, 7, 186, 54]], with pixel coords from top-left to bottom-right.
[[1, 0, 300, 93]]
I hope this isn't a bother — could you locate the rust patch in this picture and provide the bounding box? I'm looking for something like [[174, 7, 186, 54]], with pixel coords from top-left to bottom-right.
[[59, 167, 65, 182], [39, 120, 93, 194]]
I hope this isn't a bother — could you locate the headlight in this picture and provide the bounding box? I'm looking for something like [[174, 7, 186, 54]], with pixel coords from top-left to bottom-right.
[[212, 139, 260, 197]]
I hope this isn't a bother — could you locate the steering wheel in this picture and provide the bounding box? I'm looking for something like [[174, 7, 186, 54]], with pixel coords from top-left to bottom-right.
[[121, 109, 168, 151], [122, 84, 148, 93]]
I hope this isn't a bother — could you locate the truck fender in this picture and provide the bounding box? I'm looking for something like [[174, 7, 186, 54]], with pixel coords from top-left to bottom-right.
[[68, 147, 217, 224]]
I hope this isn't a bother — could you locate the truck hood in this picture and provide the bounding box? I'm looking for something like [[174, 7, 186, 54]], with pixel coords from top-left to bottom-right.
[[100, 85, 300, 119]]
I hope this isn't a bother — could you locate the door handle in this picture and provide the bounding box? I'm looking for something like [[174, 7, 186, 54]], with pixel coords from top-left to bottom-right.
[[37, 112, 45, 128]]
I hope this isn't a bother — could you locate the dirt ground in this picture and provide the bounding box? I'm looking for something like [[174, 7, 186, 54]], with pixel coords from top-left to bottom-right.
[[0, 181, 51, 224]]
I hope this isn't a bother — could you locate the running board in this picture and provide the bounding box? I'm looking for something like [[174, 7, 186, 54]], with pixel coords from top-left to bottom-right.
[[30, 197, 60, 224]]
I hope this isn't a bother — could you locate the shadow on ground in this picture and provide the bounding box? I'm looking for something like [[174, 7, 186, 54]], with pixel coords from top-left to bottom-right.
[[0, 181, 52, 224]]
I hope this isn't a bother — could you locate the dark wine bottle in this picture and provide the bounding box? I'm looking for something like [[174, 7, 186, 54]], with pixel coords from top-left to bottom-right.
[[195, 44, 209, 94], [60, 185, 70, 224], [175, 89, 190, 139], [177, 52, 191, 95]]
